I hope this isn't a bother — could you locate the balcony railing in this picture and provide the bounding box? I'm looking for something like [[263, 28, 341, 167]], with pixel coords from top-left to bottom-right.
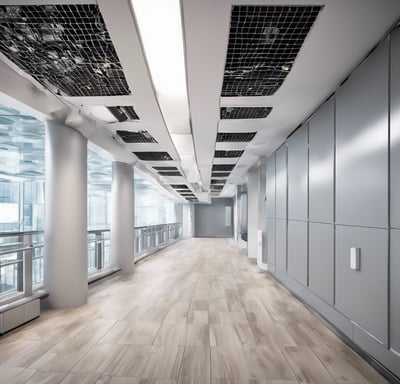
[[0, 223, 182, 299], [135, 223, 182, 258]]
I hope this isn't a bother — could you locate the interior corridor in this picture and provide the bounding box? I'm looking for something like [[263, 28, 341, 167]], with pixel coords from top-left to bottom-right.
[[0, 238, 387, 384]]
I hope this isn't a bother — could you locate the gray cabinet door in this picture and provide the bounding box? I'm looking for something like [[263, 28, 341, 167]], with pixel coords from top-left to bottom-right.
[[266, 154, 276, 219], [276, 219, 287, 271], [287, 220, 308, 286], [309, 98, 334, 224], [275, 145, 287, 220], [335, 39, 389, 228], [267, 218, 276, 266], [391, 229, 400, 354], [335, 225, 388, 345], [391, 28, 400, 229], [288, 124, 308, 221], [309, 222, 334, 304]]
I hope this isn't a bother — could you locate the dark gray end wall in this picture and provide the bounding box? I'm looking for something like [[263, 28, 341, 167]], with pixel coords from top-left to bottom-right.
[[266, 27, 400, 377], [194, 198, 233, 238]]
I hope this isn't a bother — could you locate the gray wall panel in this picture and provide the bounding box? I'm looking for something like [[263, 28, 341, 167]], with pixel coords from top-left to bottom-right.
[[194, 198, 233, 238], [335, 225, 388, 345], [287, 220, 308, 286], [275, 145, 287, 220], [390, 228, 400, 354], [309, 98, 335, 223], [266, 153, 276, 219], [391, 29, 400, 229], [288, 125, 308, 221], [267, 218, 276, 266], [309, 222, 334, 305], [275, 219, 287, 271], [335, 40, 389, 228]]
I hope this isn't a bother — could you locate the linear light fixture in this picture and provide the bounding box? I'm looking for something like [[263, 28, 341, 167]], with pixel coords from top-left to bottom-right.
[[130, 0, 203, 189]]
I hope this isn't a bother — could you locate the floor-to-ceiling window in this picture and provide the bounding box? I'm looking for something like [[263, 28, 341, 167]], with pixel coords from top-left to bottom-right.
[[0, 104, 45, 295], [87, 148, 112, 273]]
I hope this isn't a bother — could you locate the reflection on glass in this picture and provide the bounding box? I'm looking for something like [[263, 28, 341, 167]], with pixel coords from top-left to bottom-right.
[[134, 172, 179, 227]]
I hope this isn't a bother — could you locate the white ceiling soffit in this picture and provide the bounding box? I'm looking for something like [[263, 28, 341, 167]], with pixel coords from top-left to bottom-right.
[[182, 0, 400, 197]]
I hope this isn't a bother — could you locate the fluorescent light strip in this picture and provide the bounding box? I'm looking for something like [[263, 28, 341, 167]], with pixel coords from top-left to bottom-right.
[[131, 0, 190, 134]]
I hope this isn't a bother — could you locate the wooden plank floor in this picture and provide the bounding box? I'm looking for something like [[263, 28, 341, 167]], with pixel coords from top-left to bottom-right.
[[0, 238, 388, 384]]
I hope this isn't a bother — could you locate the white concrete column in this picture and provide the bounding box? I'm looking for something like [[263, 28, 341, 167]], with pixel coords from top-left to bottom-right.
[[44, 121, 88, 309], [110, 162, 135, 274], [247, 168, 259, 259]]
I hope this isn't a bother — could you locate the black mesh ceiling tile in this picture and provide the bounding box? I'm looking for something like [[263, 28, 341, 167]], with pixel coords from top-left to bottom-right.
[[221, 107, 272, 120], [217, 132, 257, 142], [212, 164, 235, 172], [211, 185, 224, 191], [108, 106, 140, 122], [211, 179, 226, 185], [154, 166, 178, 171], [158, 171, 182, 176], [0, 5, 131, 97], [171, 184, 189, 190], [134, 152, 172, 161], [211, 172, 231, 178], [221, 5, 322, 97], [117, 130, 157, 143], [214, 150, 244, 158]]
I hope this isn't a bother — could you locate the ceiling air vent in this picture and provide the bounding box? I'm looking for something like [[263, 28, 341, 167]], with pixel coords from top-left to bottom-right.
[[217, 132, 257, 142], [220, 107, 272, 120], [159, 171, 182, 176], [134, 152, 172, 161], [211, 179, 226, 185], [221, 5, 322, 97], [212, 164, 235, 172], [0, 4, 131, 97], [117, 130, 157, 143], [108, 106, 140, 122], [154, 166, 178, 171], [214, 150, 244, 158], [212, 172, 231, 178], [171, 184, 189, 190], [211, 186, 224, 191]]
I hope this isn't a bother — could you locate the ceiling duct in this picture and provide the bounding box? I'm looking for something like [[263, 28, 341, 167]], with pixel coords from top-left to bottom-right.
[[134, 151, 172, 161], [0, 4, 130, 97], [108, 106, 140, 122], [212, 164, 235, 172], [221, 5, 322, 97], [220, 107, 272, 120], [214, 150, 244, 158], [117, 130, 157, 143], [158, 171, 182, 176], [211, 172, 231, 178]]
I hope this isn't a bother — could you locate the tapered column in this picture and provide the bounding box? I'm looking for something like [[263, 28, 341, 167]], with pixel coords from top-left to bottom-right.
[[44, 121, 88, 308], [111, 161, 135, 274]]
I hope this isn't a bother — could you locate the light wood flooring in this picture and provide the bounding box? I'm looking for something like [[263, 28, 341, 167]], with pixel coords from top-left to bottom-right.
[[0, 238, 388, 384]]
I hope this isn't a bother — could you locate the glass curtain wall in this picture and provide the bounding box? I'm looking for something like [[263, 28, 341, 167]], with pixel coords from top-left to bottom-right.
[[134, 172, 178, 227], [0, 104, 45, 295], [87, 149, 112, 273]]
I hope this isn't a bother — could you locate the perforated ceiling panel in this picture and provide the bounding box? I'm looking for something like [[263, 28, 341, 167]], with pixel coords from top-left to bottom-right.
[[211, 179, 226, 185], [214, 150, 244, 158], [216, 132, 257, 142], [154, 166, 178, 171], [0, 4, 130, 97], [158, 171, 182, 176], [212, 164, 235, 172], [171, 184, 189, 190], [117, 130, 157, 143], [220, 107, 272, 120], [134, 152, 172, 161], [212, 172, 230, 178], [221, 5, 322, 97], [108, 106, 140, 122]]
